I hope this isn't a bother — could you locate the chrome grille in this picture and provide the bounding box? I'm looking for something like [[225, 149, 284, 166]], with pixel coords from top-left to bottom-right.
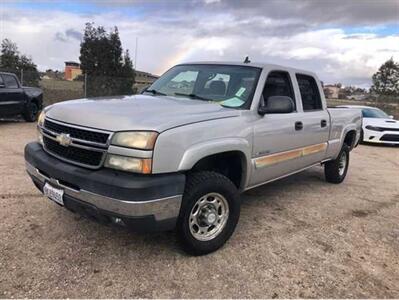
[[44, 119, 110, 144], [41, 118, 110, 169]]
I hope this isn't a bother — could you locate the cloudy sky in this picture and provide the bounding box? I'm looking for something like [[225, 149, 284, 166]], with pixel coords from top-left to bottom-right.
[[1, 0, 398, 87]]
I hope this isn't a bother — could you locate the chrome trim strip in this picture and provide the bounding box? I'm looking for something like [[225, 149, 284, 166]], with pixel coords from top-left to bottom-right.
[[0, 101, 21, 105], [26, 162, 182, 221], [254, 142, 328, 168], [108, 145, 153, 158]]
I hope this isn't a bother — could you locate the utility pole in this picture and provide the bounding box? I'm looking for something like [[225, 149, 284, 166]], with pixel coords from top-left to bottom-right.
[[134, 37, 138, 70]]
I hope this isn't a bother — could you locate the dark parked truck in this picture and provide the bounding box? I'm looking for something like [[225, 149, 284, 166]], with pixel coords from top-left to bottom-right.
[[0, 72, 43, 121], [25, 62, 362, 255]]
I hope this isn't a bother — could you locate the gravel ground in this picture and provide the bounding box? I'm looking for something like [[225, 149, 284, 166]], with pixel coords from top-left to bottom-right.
[[0, 121, 398, 298]]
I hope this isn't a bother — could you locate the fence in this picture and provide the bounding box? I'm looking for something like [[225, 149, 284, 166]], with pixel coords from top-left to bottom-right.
[[0, 69, 143, 106]]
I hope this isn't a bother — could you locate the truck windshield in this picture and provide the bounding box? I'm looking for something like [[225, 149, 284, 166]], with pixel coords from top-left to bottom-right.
[[145, 64, 261, 109]]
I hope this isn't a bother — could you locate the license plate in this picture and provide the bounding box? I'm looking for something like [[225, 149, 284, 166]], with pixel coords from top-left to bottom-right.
[[43, 183, 64, 206]]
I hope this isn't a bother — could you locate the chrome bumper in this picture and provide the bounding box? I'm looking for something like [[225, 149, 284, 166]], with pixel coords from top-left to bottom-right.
[[26, 162, 182, 221]]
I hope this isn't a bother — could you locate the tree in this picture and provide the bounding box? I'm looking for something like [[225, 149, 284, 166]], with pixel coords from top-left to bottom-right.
[[0, 39, 40, 87], [370, 58, 399, 97], [79, 23, 135, 97]]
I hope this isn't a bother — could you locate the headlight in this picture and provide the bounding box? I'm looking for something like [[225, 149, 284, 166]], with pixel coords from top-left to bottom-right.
[[365, 125, 383, 132], [37, 111, 46, 145], [37, 110, 46, 127], [105, 154, 152, 174], [111, 131, 158, 150]]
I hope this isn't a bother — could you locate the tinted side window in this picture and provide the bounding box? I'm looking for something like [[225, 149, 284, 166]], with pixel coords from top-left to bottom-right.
[[262, 71, 295, 109], [3, 75, 19, 88], [296, 74, 322, 111]]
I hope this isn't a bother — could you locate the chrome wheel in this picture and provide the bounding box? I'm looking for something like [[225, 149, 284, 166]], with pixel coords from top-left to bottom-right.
[[189, 192, 229, 241], [338, 151, 347, 176]]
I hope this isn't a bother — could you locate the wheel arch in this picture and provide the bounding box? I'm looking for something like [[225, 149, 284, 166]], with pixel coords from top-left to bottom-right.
[[178, 138, 251, 191]]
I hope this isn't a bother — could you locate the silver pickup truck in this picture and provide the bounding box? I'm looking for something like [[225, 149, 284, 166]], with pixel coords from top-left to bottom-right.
[[25, 62, 361, 255]]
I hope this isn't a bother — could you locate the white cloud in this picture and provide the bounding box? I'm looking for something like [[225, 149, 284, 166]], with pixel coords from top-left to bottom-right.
[[1, 6, 398, 87]]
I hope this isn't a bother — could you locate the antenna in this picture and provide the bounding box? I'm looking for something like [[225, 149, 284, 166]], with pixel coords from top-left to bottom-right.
[[243, 56, 251, 63]]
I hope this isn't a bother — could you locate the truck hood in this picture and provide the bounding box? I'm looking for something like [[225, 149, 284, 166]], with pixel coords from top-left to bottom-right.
[[22, 86, 42, 97], [46, 95, 240, 132]]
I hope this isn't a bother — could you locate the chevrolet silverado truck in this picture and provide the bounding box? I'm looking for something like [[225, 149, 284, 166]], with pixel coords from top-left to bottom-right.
[[0, 72, 43, 121], [25, 62, 361, 255]]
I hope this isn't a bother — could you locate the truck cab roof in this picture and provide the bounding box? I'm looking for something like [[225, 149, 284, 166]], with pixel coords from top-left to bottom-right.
[[177, 61, 319, 78]]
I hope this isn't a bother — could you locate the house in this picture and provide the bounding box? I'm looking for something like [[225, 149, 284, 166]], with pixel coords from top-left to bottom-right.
[[134, 70, 159, 91], [323, 84, 341, 99], [64, 61, 82, 81]]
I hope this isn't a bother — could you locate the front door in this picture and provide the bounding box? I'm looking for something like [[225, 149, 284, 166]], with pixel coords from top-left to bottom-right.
[[250, 70, 310, 187]]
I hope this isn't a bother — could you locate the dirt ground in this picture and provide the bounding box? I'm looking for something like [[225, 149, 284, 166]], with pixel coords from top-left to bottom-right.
[[0, 120, 398, 298]]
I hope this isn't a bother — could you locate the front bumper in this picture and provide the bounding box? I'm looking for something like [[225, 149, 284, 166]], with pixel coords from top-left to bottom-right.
[[25, 142, 186, 231], [364, 129, 399, 144]]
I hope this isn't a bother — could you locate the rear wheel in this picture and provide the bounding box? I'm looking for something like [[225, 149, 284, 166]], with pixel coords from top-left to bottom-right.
[[177, 171, 240, 255], [23, 102, 39, 122], [324, 145, 350, 184]]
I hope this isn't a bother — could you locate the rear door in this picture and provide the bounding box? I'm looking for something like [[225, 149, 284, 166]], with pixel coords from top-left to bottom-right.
[[294, 74, 330, 165], [0, 74, 25, 115]]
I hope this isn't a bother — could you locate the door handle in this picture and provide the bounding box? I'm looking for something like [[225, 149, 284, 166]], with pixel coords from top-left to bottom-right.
[[295, 121, 303, 131], [321, 119, 327, 127]]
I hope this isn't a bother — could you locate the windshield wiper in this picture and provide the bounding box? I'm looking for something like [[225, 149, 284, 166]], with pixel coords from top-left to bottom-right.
[[174, 92, 211, 101], [144, 89, 167, 96]]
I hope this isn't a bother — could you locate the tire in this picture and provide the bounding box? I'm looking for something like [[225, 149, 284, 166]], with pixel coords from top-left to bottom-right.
[[23, 102, 39, 122], [324, 144, 350, 184], [177, 171, 240, 255]]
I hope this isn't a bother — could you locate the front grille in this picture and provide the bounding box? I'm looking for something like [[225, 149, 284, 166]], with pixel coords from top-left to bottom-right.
[[44, 136, 104, 166], [44, 119, 110, 144], [380, 134, 399, 142]]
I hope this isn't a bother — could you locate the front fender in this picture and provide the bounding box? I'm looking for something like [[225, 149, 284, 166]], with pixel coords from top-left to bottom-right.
[[178, 137, 251, 171]]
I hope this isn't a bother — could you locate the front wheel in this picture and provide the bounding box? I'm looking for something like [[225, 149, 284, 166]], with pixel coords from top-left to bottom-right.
[[177, 171, 240, 255], [324, 145, 350, 184], [23, 102, 39, 122]]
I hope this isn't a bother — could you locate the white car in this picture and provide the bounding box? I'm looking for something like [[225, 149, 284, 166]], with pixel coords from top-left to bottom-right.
[[338, 105, 399, 145]]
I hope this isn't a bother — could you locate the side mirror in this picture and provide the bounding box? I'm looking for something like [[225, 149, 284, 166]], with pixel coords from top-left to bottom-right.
[[0, 84, 5, 88], [389, 115, 394, 119], [258, 96, 295, 115], [140, 86, 148, 94]]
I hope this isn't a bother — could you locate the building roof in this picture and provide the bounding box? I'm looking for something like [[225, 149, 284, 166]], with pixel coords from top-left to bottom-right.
[[65, 61, 80, 66]]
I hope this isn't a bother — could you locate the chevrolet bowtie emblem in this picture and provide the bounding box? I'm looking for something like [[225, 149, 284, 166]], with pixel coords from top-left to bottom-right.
[[56, 133, 72, 147]]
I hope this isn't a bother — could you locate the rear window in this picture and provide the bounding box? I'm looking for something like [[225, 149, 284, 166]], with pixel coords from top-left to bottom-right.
[[3, 74, 19, 88], [296, 74, 322, 111]]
